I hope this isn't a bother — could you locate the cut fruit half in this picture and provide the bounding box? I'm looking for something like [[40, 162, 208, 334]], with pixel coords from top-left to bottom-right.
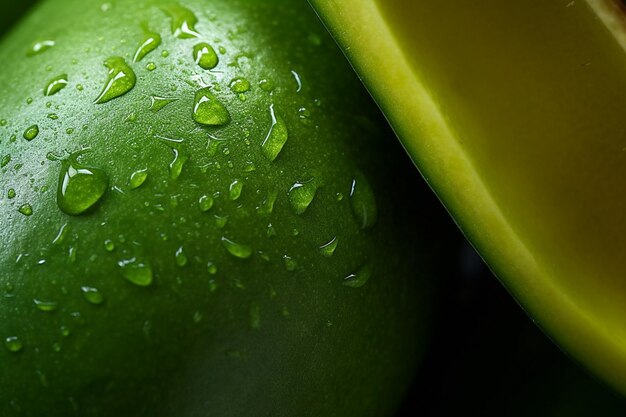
[[310, 0, 626, 395]]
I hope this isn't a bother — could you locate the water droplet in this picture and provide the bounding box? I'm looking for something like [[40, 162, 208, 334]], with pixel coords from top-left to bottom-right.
[[193, 311, 203, 323], [221, 237, 252, 259], [4, 336, 23, 352], [34, 299, 58, 312], [146, 62, 157, 71], [104, 239, 115, 251], [44, 74, 68, 96], [175, 246, 187, 267], [48, 113, 59, 120], [283, 255, 297, 271], [52, 223, 70, 245], [193, 87, 230, 126], [81, 286, 104, 304], [95, 57, 136, 104], [290, 70, 302, 92], [214, 214, 228, 228], [18, 204, 33, 216], [207, 261, 217, 275], [60, 325, 70, 337], [169, 147, 188, 180], [261, 104, 288, 161], [258, 78, 274, 92], [198, 194, 213, 212], [193, 42, 218, 70], [7, 188, 16, 199], [23, 125, 39, 141], [57, 151, 109, 215], [256, 190, 277, 215], [27, 40, 55, 56], [343, 263, 372, 288], [161, 50, 170, 58], [1, 154, 11, 168], [349, 171, 377, 229], [118, 258, 153, 286], [0, 119, 6, 126], [162, 4, 200, 39], [249, 302, 261, 329], [133, 27, 162, 63], [288, 179, 318, 215], [229, 179, 243, 200], [319, 237, 338, 257], [266, 223, 276, 237], [128, 168, 148, 190], [229, 78, 250, 93], [149, 96, 177, 112]]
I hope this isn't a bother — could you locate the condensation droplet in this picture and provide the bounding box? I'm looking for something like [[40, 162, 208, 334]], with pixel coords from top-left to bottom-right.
[[343, 263, 372, 288], [81, 286, 104, 304], [44, 74, 68, 96], [193, 87, 230, 126], [95, 57, 136, 104], [169, 147, 188, 180], [27, 40, 55, 56], [221, 237, 252, 259], [118, 258, 153, 286], [149, 96, 177, 112], [4, 336, 23, 352], [34, 299, 58, 312], [198, 194, 214, 212], [283, 255, 297, 271], [349, 171, 378, 229], [104, 239, 115, 251], [256, 190, 277, 215], [175, 246, 188, 267], [193, 42, 219, 70], [133, 27, 162, 63], [57, 151, 109, 215], [288, 179, 318, 215], [229, 77, 250, 93], [229, 179, 243, 200], [319, 237, 338, 257], [23, 125, 39, 141], [18, 204, 33, 216], [129, 168, 148, 189], [261, 104, 288, 161], [162, 4, 200, 38]]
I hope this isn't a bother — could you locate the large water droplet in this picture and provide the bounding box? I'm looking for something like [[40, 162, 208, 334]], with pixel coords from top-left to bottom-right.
[[349, 171, 377, 230], [4, 336, 23, 352], [198, 194, 213, 212], [221, 237, 252, 259], [149, 96, 177, 112], [27, 40, 55, 56], [118, 258, 153, 286], [162, 4, 200, 39], [319, 237, 338, 257], [288, 179, 318, 215], [193, 87, 230, 126], [229, 179, 243, 200], [57, 152, 109, 215], [34, 299, 58, 312], [133, 27, 162, 63], [193, 42, 218, 70], [129, 168, 148, 189], [23, 125, 39, 141], [343, 263, 372, 288], [45, 74, 68, 96], [95, 57, 136, 104], [261, 104, 288, 161], [81, 286, 104, 304]]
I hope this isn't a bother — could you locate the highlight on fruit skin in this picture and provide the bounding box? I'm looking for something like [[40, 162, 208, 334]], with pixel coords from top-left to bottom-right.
[[0, 0, 443, 416], [310, 0, 626, 396]]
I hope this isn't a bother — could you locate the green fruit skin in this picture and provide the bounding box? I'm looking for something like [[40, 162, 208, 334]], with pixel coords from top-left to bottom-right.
[[0, 0, 434, 416]]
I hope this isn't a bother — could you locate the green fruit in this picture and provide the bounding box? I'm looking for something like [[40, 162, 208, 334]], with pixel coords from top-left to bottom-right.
[[0, 0, 437, 416], [310, 0, 626, 396]]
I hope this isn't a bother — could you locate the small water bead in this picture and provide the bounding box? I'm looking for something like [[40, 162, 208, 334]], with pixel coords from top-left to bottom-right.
[[193, 87, 230, 126], [27, 40, 55, 56], [207, 261, 217, 275], [18, 204, 33, 216], [288, 179, 318, 215], [129, 168, 148, 189], [193, 43, 219, 70], [1, 154, 10, 168], [133, 28, 162, 63], [319, 237, 338, 257], [162, 4, 200, 38], [45, 74, 68, 96], [146, 62, 157, 71], [169, 148, 188, 180], [7, 188, 16, 199], [118, 258, 153, 286], [0, 119, 6, 126], [4, 336, 23, 352], [149, 96, 177, 112], [104, 239, 115, 251], [343, 263, 372, 288], [221, 237, 252, 259], [161, 50, 170, 58], [258, 78, 274, 92], [349, 171, 378, 229], [34, 299, 58, 312], [229, 179, 243, 200], [175, 246, 187, 267], [23, 125, 39, 141], [59, 325, 70, 337], [261, 104, 288, 162], [229, 78, 250, 93], [198, 194, 213, 212], [283, 255, 297, 271], [95, 57, 136, 104], [81, 286, 104, 304], [56, 152, 109, 215], [48, 113, 59, 120]]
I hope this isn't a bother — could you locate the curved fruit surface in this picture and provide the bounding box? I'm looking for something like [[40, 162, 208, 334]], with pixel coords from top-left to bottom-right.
[[310, 0, 626, 395], [0, 0, 436, 415]]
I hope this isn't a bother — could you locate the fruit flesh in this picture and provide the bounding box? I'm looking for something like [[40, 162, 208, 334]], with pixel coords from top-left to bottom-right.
[[0, 0, 438, 415], [310, 0, 626, 395]]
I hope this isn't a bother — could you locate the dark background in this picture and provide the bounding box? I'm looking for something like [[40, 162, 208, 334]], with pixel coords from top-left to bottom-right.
[[3, 2, 625, 416]]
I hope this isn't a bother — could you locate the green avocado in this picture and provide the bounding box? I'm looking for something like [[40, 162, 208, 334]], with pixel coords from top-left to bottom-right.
[[0, 0, 438, 415]]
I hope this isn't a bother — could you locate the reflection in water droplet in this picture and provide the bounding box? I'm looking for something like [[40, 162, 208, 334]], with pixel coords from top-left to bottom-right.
[[199, 194, 213, 212], [23, 125, 39, 141], [4, 336, 23, 352], [149, 96, 177, 112], [57, 151, 109, 215], [162, 4, 200, 39], [129, 168, 148, 189], [261, 104, 288, 161], [319, 237, 338, 257], [193, 87, 230, 126], [229, 179, 243, 200], [221, 237, 252, 259], [350, 171, 377, 230], [118, 258, 153, 286], [343, 263, 372, 288], [133, 27, 162, 63], [288, 179, 318, 215], [34, 299, 58, 312], [175, 246, 187, 267], [45, 74, 68, 96], [229, 78, 250, 93], [81, 286, 104, 304], [27, 40, 55, 56], [193, 42, 219, 70], [95, 57, 136, 104], [18, 204, 33, 216]]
